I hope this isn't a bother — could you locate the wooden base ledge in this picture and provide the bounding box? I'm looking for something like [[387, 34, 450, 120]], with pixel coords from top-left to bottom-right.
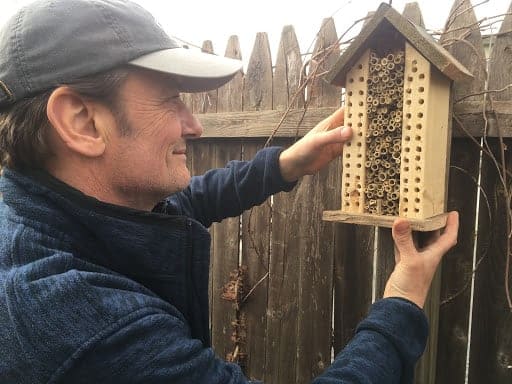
[[322, 211, 449, 231]]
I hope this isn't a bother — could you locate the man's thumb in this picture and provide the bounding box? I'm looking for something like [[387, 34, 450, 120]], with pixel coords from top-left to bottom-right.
[[392, 218, 415, 255]]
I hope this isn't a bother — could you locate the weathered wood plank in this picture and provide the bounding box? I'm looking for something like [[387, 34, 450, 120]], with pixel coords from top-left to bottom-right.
[[414, 267, 442, 384], [265, 137, 301, 384], [241, 34, 273, 380], [217, 36, 243, 113], [193, 41, 218, 113], [195, 103, 512, 138], [209, 142, 242, 362], [243, 32, 273, 111], [242, 142, 271, 380], [197, 107, 335, 138], [440, 0, 486, 104], [435, 138, 480, 383], [402, 2, 425, 27], [469, 139, 512, 384], [453, 101, 512, 137], [308, 18, 340, 108], [203, 37, 242, 363], [263, 27, 304, 382], [187, 140, 228, 359], [488, 2, 512, 102], [293, 169, 337, 383], [333, 224, 375, 354], [273, 25, 304, 111]]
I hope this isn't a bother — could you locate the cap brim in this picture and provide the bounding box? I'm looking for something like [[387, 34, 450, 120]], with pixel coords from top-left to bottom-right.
[[128, 47, 242, 92]]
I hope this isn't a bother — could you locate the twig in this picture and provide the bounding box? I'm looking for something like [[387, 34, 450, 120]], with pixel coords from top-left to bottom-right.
[[445, 0, 489, 31], [441, 255, 487, 306], [241, 272, 269, 304], [430, 12, 512, 37], [456, 83, 512, 103]]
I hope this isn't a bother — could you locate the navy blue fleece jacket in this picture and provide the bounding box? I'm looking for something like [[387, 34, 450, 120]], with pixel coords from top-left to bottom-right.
[[0, 147, 428, 383]]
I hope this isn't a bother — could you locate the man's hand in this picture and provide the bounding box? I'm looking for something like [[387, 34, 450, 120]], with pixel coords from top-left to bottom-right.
[[279, 107, 352, 182], [384, 211, 459, 308]]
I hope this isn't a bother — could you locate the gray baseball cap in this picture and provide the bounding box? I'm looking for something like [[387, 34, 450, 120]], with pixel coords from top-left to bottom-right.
[[0, 0, 243, 107]]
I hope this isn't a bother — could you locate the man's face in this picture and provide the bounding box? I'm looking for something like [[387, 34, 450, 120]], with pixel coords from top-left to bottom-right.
[[103, 68, 202, 210]]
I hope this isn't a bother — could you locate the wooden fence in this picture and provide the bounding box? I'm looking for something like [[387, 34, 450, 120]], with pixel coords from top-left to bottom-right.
[[184, 1, 512, 383]]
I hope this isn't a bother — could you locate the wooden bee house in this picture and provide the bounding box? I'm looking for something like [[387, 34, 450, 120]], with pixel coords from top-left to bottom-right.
[[323, 3, 472, 231]]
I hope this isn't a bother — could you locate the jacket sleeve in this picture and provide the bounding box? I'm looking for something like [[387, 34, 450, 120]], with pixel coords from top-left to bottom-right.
[[162, 146, 297, 227], [52, 298, 427, 384], [313, 298, 429, 384]]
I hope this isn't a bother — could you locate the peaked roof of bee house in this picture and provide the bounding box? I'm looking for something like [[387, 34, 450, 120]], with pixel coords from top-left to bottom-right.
[[327, 2, 473, 87]]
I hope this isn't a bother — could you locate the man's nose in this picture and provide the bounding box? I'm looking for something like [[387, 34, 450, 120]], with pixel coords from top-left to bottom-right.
[[181, 107, 203, 138]]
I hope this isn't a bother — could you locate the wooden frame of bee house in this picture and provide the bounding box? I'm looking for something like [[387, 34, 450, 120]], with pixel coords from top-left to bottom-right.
[[323, 3, 472, 231]]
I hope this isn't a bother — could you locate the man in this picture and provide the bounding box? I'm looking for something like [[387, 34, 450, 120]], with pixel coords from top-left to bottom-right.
[[0, 0, 458, 383]]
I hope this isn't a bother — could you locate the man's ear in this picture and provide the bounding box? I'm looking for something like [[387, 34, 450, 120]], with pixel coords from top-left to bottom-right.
[[46, 87, 107, 157]]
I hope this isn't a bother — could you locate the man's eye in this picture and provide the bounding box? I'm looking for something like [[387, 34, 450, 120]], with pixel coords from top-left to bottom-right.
[[161, 95, 182, 106]]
